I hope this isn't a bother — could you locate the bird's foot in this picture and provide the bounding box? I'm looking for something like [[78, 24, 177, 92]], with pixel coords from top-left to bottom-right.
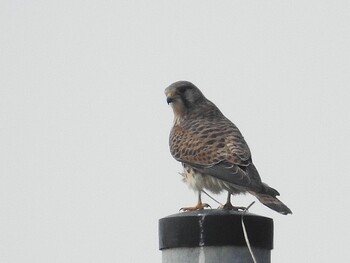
[[219, 202, 246, 211], [180, 203, 211, 212]]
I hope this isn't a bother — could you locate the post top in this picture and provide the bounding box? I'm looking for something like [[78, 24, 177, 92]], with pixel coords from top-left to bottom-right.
[[159, 209, 273, 250]]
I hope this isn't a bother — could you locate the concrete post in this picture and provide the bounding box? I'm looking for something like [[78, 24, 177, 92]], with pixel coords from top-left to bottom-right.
[[159, 209, 273, 263]]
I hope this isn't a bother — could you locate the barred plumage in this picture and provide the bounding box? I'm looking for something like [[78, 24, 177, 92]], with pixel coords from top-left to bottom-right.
[[165, 81, 292, 215]]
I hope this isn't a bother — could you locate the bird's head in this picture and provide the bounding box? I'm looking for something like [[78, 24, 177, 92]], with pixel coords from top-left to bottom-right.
[[165, 81, 206, 118]]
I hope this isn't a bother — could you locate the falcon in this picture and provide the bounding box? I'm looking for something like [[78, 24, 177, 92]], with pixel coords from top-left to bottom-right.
[[165, 81, 292, 215]]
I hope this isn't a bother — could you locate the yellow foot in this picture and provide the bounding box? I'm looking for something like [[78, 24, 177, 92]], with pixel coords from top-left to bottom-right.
[[180, 203, 211, 212], [219, 202, 246, 211]]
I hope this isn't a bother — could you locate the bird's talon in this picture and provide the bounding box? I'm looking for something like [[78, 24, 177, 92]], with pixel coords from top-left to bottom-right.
[[203, 203, 211, 209], [219, 202, 246, 211], [180, 203, 211, 212]]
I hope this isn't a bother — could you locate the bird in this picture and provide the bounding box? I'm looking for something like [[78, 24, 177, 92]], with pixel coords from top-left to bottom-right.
[[165, 81, 292, 215]]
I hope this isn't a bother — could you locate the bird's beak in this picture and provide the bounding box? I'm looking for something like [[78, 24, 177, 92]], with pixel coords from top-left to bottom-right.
[[167, 97, 175, 104], [165, 89, 177, 105]]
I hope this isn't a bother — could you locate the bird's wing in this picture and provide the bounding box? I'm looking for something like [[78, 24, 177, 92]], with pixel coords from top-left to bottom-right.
[[170, 118, 263, 191], [188, 161, 264, 193]]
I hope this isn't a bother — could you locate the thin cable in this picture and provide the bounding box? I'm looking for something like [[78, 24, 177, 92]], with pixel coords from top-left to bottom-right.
[[202, 190, 224, 206], [241, 201, 257, 263]]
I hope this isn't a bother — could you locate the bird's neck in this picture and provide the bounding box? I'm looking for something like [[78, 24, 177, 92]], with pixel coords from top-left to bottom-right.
[[171, 104, 187, 125]]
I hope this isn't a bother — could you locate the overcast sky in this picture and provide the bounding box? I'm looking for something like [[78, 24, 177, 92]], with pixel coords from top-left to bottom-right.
[[1, 1, 349, 262]]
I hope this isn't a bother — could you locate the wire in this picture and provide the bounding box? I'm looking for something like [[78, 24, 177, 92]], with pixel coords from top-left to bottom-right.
[[202, 190, 224, 207], [200, 191, 257, 262], [241, 201, 257, 263]]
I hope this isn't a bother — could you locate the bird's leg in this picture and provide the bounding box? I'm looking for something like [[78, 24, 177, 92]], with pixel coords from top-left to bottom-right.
[[180, 191, 211, 211], [221, 193, 246, 211]]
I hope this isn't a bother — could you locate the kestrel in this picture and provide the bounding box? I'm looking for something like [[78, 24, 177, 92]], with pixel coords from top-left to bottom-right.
[[165, 81, 292, 215]]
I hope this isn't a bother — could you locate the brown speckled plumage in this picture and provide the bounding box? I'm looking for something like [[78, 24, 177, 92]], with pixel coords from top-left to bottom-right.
[[165, 81, 292, 215]]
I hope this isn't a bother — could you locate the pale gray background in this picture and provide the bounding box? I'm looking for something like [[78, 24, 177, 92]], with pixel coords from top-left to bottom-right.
[[1, 1, 349, 262]]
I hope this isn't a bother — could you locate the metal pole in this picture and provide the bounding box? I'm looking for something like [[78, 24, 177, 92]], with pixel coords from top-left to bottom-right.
[[159, 209, 273, 263]]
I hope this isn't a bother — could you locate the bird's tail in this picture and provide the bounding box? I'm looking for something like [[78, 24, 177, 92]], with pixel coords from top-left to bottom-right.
[[250, 190, 292, 215]]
